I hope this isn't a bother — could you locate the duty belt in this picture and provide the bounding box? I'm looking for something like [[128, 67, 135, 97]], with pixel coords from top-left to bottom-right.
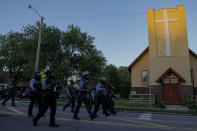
[[79, 89, 88, 94]]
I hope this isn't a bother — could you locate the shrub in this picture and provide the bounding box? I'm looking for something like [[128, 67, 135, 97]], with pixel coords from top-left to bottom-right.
[[180, 99, 188, 106], [120, 86, 130, 98], [180, 99, 197, 110], [155, 100, 166, 108]]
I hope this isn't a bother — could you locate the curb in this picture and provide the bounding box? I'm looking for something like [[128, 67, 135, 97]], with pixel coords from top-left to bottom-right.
[[115, 107, 197, 116], [16, 100, 197, 116], [117, 109, 197, 116]]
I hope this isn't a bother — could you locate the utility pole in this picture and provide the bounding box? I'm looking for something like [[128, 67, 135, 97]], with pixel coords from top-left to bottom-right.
[[28, 4, 44, 72], [35, 16, 44, 72]]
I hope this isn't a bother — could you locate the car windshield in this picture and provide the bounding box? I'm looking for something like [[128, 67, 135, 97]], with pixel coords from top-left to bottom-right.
[[0, 84, 7, 88]]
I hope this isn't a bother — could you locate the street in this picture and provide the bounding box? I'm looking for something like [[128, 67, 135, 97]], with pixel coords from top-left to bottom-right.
[[0, 100, 197, 131]]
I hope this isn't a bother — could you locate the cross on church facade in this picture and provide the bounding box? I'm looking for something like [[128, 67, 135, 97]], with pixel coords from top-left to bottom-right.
[[155, 10, 178, 56]]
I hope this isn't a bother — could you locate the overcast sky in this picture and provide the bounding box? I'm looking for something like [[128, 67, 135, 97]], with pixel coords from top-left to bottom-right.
[[0, 0, 197, 67]]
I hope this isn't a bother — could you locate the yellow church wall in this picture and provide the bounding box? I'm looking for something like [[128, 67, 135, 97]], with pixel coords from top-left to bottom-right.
[[149, 56, 191, 85], [147, 5, 191, 86], [190, 54, 197, 87], [147, 5, 189, 58], [131, 51, 149, 87]]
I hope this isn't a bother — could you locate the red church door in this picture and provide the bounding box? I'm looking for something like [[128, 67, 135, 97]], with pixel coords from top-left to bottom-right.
[[162, 83, 179, 103]]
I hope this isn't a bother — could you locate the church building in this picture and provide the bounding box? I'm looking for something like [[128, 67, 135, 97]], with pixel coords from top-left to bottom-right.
[[128, 5, 197, 103]]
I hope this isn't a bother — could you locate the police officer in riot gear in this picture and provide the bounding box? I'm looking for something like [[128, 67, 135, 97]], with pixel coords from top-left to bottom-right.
[[106, 85, 117, 115], [93, 76, 110, 118], [33, 70, 58, 127], [2, 79, 16, 106], [73, 71, 95, 120], [28, 72, 42, 117], [90, 87, 97, 110], [63, 80, 76, 113]]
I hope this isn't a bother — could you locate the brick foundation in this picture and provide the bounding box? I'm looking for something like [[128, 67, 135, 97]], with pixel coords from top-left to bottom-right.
[[179, 85, 193, 99], [130, 87, 149, 94], [130, 85, 194, 101], [193, 87, 197, 95]]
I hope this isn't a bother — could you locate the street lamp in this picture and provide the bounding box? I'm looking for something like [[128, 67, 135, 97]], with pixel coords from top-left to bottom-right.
[[28, 4, 44, 72]]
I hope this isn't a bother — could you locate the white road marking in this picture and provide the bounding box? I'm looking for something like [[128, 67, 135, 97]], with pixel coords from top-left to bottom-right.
[[138, 113, 152, 120]]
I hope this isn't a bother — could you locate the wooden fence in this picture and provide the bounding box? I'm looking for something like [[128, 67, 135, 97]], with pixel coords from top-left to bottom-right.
[[186, 95, 197, 103], [130, 94, 155, 104]]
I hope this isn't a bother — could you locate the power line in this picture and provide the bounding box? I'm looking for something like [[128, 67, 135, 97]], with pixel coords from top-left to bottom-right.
[[46, 12, 146, 20], [46, 9, 197, 20]]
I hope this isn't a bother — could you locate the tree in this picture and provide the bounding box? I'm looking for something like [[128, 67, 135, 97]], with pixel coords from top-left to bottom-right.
[[118, 66, 131, 98], [0, 32, 28, 83], [103, 65, 131, 98], [103, 64, 120, 91], [0, 23, 106, 86]]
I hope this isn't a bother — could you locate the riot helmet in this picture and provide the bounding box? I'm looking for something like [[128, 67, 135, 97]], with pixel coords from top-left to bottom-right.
[[99, 76, 107, 84], [82, 71, 89, 80], [70, 80, 75, 85], [45, 70, 55, 80], [35, 72, 41, 80]]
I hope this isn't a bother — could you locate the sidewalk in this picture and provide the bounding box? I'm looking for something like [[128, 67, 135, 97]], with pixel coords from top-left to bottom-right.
[[165, 105, 189, 111]]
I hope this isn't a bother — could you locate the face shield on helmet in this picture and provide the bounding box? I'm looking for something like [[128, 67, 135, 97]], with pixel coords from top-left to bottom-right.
[[82, 71, 90, 80], [99, 76, 106, 83], [70, 80, 74, 85], [35, 72, 41, 80], [45, 70, 55, 80]]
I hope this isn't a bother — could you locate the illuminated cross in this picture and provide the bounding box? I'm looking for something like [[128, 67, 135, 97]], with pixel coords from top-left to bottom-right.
[[155, 10, 178, 56]]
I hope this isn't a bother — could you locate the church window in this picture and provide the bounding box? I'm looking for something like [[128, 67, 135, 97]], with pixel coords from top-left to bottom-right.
[[142, 70, 148, 87]]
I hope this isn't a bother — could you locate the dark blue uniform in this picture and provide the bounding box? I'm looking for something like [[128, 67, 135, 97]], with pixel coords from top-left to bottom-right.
[[2, 81, 16, 106], [63, 84, 76, 113], [33, 78, 57, 126], [93, 82, 109, 117], [73, 79, 93, 119], [90, 89, 97, 110], [28, 78, 42, 117], [108, 89, 117, 115]]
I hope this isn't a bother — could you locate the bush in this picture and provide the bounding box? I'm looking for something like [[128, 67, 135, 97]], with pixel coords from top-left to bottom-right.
[[180, 99, 197, 110], [155, 100, 166, 108], [120, 86, 130, 98], [180, 99, 188, 106]]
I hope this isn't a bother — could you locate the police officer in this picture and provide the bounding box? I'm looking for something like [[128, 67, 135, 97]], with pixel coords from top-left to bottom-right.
[[28, 72, 42, 117], [107, 85, 117, 115], [73, 71, 95, 120], [63, 80, 76, 113], [90, 87, 97, 110], [33, 70, 58, 127], [2, 79, 16, 106], [93, 76, 110, 117]]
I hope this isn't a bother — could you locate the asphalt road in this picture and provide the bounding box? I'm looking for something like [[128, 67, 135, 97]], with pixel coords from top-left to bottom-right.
[[0, 100, 197, 131]]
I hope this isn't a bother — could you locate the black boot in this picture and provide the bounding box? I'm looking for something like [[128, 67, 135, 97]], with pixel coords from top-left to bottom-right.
[[49, 123, 59, 127], [113, 111, 117, 115], [73, 115, 80, 120], [62, 106, 66, 111], [33, 121, 38, 126], [105, 113, 110, 117], [90, 114, 95, 120], [28, 114, 34, 117], [93, 114, 98, 119]]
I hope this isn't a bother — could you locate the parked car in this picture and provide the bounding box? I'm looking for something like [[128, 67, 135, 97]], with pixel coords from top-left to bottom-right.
[[0, 83, 8, 98]]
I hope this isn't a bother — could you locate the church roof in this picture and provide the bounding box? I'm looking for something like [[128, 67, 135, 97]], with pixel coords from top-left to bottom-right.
[[128, 47, 197, 72], [189, 49, 197, 59], [156, 67, 186, 83], [128, 47, 149, 72]]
